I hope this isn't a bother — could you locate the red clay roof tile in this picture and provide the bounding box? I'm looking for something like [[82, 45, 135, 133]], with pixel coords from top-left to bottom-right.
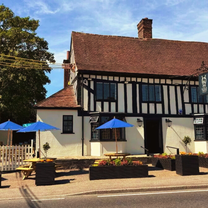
[[72, 31, 208, 77], [35, 85, 80, 108]]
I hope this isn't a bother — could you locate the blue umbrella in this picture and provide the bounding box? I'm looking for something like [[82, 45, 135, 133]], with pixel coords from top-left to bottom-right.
[[0, 120, 23, 145], [0, 120, 23, 131], [96, 118, 133, 153], [18, 121, 60, 158]]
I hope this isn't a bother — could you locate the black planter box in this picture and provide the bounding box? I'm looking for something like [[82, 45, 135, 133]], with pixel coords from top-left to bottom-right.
[[152, 157, 175, 171], [89, 165, 148, 180], [159, 158, 175, 171], [198, 157, 208, 168], [35, 162, 55, 186], [151, 157, 163, 169], [175, 155, 199, 176]]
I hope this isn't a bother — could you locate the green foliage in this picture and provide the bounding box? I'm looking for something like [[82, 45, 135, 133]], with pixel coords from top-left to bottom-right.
[[43, 142, 50, 151], [114, 158, 121, 166], [126, 157, 133, 165], [182, 136, 191, 153], [0, 4, 55, 124], [43, 142, 50, 158], [182, 136, 191, 146]]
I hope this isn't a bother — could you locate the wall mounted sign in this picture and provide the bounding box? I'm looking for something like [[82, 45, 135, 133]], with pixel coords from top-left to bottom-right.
[[193, 117, 204, 125], [89, 116, 99, 123], [199, 72, 208, 96]]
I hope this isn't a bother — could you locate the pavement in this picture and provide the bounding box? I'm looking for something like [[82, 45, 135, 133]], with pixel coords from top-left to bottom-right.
[[1, 164, 208, 200]]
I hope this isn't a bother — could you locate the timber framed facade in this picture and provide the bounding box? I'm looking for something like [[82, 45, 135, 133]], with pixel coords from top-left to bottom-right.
[[36, 18, 208, 157]]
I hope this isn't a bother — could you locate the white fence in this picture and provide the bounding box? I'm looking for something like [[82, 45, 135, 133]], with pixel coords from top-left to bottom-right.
[[0, 143, 33, 172]]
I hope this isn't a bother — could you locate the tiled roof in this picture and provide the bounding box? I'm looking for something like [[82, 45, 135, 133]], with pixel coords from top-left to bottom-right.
[[35, 85, 81, 109], [72, 31, 208, 77]]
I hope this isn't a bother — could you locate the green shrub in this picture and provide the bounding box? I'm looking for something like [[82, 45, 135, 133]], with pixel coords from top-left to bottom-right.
[[114, 158, 121, 166]]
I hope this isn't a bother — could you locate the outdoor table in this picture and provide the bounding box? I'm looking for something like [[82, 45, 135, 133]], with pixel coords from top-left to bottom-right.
[[16, 158, 56, 180], [104, 153, 130, 160]]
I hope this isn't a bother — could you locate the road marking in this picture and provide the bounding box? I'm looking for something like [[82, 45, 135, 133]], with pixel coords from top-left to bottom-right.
[[98, 189, 208, 198], [31, 198, 65, 201]]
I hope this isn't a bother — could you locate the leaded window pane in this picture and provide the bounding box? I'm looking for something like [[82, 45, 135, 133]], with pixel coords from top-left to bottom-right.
[[195, 125, 204, 140], [110, 83, 116, 100], [63, 115, 73, 133], [91, 123, 99, 140], [155, 85, 161, 101], [142, 85, 148, 101], [96, 82, 116, 100], [149, 85, 155, 101], [191, 87, 197, 103], [96, 82, 103, 100], [104, 83, 109, 99]]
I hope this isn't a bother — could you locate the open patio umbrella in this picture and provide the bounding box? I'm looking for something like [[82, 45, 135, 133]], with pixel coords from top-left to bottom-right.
[[96, 118, 133, 153], [0, 120, 23, 145], [17, 121, 60, 158]]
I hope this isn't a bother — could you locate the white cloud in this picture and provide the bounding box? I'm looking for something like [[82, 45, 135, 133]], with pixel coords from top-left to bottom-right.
[[165, 0, 186, 6], [24, 0, 59, 14]]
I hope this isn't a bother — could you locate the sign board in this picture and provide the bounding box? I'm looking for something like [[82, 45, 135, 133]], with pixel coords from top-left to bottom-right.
[[193, 117, 204, 125], [22, 122, 35, 127], [199, 72, 208, 96], [89, 116, 99, 123]]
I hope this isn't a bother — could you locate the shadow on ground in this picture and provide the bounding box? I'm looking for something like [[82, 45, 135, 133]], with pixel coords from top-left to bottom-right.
[[148, 166, 163, 171], [56, 169, 89, 177]]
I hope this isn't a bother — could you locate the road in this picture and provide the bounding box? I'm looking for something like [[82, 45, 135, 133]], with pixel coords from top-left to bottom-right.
[[1, 189, 208, 208]]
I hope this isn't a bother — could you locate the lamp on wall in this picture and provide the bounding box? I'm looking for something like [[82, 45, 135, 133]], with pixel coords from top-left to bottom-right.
[[165, 119, 172, 127], [137, 118, 143, 127]]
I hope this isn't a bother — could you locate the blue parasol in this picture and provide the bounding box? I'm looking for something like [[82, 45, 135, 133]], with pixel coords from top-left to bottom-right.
[[18, 121, 60, 158], [0, 120, 23, 145], [96, 118, 133, 153]]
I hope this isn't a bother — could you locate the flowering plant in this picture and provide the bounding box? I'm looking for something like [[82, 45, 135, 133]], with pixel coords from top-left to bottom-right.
[[179, 152, 198, 156], [97, 158, 143, 166], [153, 153, 175, 159], [197, 152, 208, 158]]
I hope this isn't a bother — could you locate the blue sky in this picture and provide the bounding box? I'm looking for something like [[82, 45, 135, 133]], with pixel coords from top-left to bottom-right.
[[2, 0, 208, 97]]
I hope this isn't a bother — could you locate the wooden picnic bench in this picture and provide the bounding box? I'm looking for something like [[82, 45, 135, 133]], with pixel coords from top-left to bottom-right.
[[16, 158, 57, 180], [16, 165, 34, 180]]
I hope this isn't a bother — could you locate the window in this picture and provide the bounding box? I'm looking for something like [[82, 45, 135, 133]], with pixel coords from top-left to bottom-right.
[[90, 116, 125, 141], [91, 123, 99, 140], [191, 86, 208, 103], [142, 84, 161, 102], [194, 117, 208, 141], [63, 115, 73, 133], [96, 82, 117, 101], [195, 125, 204, 140]]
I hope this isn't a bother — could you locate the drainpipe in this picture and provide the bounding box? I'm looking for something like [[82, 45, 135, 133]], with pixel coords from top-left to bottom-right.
[[81, 74, 84, 156]]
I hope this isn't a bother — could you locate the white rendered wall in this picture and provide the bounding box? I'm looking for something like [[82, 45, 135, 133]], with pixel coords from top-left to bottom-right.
[[37, 109, 82, 157], [194, 141, 208, 153], [125, 117, 145, 154], [163, 117, 195, 154]]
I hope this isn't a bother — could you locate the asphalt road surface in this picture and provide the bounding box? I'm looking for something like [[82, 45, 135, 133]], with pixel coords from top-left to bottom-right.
[[1, 189, 208, 208]]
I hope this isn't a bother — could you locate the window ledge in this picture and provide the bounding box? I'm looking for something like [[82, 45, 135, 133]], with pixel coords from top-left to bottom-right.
[[61, 132, 75, 134], [194, 139, 208, 142]]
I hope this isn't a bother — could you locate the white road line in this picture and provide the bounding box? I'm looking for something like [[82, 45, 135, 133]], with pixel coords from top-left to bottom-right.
[[98, 189, 208, 198], [31, 198, 65, 201]]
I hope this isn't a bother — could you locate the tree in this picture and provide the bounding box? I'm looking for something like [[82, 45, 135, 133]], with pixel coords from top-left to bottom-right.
[[0, 4, 55, 124]]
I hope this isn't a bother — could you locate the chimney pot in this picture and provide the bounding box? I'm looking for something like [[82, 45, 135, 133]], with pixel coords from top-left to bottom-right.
[[66, 51, 70, 60], [137, 18, 153, 39]]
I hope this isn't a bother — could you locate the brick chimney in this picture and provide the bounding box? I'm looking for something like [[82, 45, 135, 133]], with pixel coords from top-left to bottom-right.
[[63, 51, 70, 88], [137, 18, 152, 39]]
